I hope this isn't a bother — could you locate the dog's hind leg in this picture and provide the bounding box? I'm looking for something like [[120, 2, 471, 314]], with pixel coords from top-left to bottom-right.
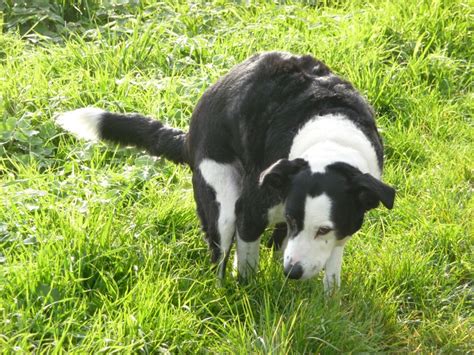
[[196, 159, 242, 280], [193, 174, 220, 264]]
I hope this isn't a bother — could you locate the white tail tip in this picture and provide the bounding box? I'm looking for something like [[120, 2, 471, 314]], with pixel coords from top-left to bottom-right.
[[56, 107, 105, 141]]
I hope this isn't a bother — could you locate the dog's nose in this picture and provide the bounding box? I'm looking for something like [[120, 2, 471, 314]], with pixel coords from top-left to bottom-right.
[[284, 262, 303, 279]]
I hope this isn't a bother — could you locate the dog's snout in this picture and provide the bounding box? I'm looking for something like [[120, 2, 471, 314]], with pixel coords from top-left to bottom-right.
[[284, 262, 303, 279]]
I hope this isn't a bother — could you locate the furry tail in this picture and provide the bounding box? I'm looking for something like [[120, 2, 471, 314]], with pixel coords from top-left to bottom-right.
[[56, 108, 188, 165]]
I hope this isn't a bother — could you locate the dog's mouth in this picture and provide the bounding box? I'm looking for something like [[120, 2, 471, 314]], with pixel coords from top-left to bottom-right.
[[283, 261, 323, 280]]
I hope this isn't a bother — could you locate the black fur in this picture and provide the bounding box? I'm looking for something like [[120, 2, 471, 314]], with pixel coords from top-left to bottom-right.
[[77, 51, 393, 271], [259, 158, 309, 195], [98, 112, 188, 164], [187, 52, 383, 170], [185, 52, 387, 259], [282, 162, 395, 241]]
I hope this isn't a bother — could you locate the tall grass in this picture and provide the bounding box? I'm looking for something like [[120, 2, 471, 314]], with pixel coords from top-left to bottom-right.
[[1, 0, 472, 352]]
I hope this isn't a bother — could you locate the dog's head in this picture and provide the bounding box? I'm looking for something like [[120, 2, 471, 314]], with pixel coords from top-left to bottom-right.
[[260, 159, 395, 280]]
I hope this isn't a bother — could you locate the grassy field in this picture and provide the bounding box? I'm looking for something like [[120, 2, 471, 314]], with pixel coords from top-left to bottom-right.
[[1, 0, 472, 352]]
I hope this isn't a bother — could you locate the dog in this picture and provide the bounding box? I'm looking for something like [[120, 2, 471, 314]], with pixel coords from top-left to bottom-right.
[[57, 51, 395, 292]]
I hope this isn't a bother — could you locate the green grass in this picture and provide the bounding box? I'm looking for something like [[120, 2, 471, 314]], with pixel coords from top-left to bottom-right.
[[1, 0, 472, 352]]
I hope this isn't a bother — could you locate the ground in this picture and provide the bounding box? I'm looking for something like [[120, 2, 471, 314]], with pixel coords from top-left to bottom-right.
[[0, 0, 472, 352]]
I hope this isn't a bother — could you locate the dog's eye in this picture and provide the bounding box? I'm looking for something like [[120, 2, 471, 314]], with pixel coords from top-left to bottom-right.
[[315, 226, 332, 237]]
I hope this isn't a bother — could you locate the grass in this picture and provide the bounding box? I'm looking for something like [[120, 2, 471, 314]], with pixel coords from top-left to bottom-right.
[[1, 0, 472, 352]]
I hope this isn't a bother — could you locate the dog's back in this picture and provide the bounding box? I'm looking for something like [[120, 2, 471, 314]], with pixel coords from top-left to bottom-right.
[[187, 51, 383, 172]]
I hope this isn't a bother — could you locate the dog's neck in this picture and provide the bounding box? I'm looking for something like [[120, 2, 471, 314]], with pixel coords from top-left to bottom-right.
[[289, 114, 381, 178]]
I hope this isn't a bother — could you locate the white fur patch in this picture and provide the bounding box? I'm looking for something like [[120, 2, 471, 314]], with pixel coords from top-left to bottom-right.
[[303, 193, 334, 231], [289, 114, 381, 178], [283, 193, 337, 279], [56, 107, 105, 141], [267, 203, 285, 225], [199, 159, 241, 271]]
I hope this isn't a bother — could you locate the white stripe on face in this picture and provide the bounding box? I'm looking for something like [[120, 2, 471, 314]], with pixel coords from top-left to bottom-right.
[[283, 193, 337, 279]]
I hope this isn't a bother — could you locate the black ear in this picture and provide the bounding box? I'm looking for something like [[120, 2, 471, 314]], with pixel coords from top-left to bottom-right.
[[352, 173, 395, 210], [259, 158, 308, 190], [327, 162, 395, 211]]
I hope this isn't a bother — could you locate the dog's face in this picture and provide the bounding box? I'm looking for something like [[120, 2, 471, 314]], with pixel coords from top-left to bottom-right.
[[260, 159, 395, 280]]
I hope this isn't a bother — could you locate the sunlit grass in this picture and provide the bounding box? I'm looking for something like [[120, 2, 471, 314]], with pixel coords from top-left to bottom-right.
[[1, 0, 472, 352]]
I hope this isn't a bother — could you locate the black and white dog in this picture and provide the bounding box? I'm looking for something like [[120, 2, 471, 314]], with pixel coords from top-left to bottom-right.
[[57, 51, 395, 291]]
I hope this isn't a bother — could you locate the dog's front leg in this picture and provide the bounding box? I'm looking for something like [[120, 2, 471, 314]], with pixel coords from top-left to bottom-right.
[[323, 245, 345, 294], [234, 187, 268, 280], [235, 233, 260, 279]]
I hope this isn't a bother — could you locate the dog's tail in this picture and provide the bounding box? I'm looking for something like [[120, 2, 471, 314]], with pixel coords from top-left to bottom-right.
[[56, 108, 189, 165]]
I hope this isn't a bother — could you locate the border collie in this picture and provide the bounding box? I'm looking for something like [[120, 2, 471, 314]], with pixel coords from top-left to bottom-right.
[[57, 51, 395, 292]]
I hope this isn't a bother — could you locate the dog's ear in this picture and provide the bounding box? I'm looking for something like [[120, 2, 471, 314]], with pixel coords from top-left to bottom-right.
[[327, 162, 395, 211], [259, 158, 308, 190], [352, 173, 395, 210]]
